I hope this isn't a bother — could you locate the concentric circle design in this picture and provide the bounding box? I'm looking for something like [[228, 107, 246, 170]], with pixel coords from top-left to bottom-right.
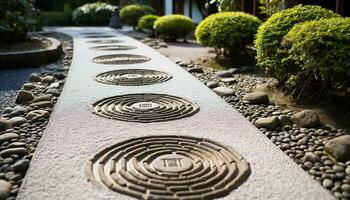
[[86, 135, 250, 200], [81, 32, 105, 35], [90, 45, 137, 51], [90, 93, 199, 123], [85, 35, 115, 38], [93, 54, 151, 65], [95, 69, 172, 86], [87, 39, 123, 44]]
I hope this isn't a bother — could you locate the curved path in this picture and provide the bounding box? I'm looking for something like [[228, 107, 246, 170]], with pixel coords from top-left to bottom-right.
[[17, 27, 334, 200]]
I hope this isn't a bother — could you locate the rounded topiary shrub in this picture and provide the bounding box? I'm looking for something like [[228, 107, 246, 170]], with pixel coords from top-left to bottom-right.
[[282, 17, 350, 98], [195, 12, 261, 57], [120, 5, 155, 28], [138, 14, 159, 30], [0, 0, 38, 43], [72, 2, 115, 26], [254, 5, 339, 80], [153, 15, 194, 41]]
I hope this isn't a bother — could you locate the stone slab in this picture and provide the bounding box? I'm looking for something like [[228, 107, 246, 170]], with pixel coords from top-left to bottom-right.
[[17, 27, 334, 200]]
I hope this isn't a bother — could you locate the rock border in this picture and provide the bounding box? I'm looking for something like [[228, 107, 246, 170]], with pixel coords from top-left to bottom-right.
[[0, 35, 62, 69]]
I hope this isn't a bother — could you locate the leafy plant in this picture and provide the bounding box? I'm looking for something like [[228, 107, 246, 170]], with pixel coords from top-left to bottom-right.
[[258, 0, 283, 17], [282, 18, 350, 100], [72, 2, 116, 26], [209, 0, 241, 11], [195, 12, 261, 58], [138, 14, 158, 36], [119, 4, 155, 29], [0, 0, 38, 43], [254, 5, 339, 81], [153, 15, 194, 41]]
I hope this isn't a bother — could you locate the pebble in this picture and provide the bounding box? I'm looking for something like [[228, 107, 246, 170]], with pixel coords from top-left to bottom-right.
[[0, 148, 28, 158], [15, 90, 34, 104], [206, 81, 219, 89], [9, 117, 27, 127], [0, 119, 12, 132], [254, 117, 281, 130], [0, 133, 19, 143], [12, 159, 30, 173], [322, 179, 334, 189], [212, 87, 235, 96], [0, 180, 12, 199]]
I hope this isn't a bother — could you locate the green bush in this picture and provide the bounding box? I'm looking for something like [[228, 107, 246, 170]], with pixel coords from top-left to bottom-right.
[[254, 5, 339, 80], [40, 11, 71, 26], [154, 15, 194, 41], [72, 2, 115, 26], [195, 12, 261, 57], [138, 14, 159, 30], [0, 0, 38, 43], [281, 18, 350, 99], [120, 5, 155, 28]]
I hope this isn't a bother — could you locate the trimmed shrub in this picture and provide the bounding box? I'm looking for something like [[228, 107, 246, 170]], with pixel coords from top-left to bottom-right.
[[72, 2, 115, 26], [120, 5, 155, 28], [195, 12, 261, 57], [282, 18, 350, 99], [153, 15, 194, 41], [40, 11, 71, 26], [138, 15, 159, 30], [0, 0, 38, 43], [254, 5, 339, 80]]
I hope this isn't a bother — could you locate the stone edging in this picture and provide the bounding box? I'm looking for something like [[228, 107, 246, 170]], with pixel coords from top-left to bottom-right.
[[0, 36, 62, 69]]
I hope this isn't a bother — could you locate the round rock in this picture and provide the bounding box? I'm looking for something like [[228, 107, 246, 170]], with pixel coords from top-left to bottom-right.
[[0, 180, 12, 199], [325, 135, 350, 162], [26, 110, 50, 122], [254, 116, 281, 130], [291, 110, 320, 128], [243, 91, 269, 105], [15, 90, 34, 104], [212, 86, 235, 96], [0, 119, 12, 132]]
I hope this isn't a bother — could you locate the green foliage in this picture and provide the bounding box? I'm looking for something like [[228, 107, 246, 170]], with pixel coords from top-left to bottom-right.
[[258, 0, 282, 17], [119, 4, 155, 28], [254, 5, 339, 81], [153, 15, 194, 41], [209, 0, 241, 11], [138, 14, 158, 30], [40, 11, 71, 26], [281, 18, 350, 99], [72, 2, 115, 26], [0, 0, 38, 43], [195, 12, 261, 57]]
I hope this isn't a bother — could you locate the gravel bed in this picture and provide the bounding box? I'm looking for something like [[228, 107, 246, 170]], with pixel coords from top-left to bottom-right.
[[0, 32, 72, 200], [176, 59, 350, 199]]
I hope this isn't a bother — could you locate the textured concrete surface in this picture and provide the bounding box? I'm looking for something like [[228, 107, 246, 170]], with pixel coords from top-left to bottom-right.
[[17, 27, 334, 200]]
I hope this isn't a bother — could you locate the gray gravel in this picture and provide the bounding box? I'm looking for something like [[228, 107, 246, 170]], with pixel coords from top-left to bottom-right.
[[0, 32, 72, 200], [177, 59, 350, 200]]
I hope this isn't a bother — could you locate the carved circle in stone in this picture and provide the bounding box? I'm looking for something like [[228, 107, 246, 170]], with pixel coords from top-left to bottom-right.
[[86, 135, 250, 200], [90, 93, 199, 123], [87, 39, 123, 44], [94, 69, 172, 86], [90, 45, 137, 51], [84, 35, 115, 39], [92, 54, 151, 65]]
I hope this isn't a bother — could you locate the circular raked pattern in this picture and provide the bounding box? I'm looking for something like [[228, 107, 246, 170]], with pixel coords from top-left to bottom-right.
[[92, 54, 151, 65], [87, 39, 123, 44], [95, 69, 172, 86], [84, 35, 115, 38], [90, 45, 137, 51], [86, 135, 250, 200], [90, 93, 199, 123]]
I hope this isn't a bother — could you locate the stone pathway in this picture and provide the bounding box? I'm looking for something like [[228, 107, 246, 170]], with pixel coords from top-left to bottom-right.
[[17, 27, 333, 200]]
